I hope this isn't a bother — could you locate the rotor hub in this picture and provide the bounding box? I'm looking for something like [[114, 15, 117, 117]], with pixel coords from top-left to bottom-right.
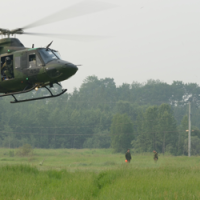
[[0, 28, 23, 37]]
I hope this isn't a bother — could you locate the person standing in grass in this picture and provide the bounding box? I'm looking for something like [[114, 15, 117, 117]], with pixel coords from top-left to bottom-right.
[[125, 149, 131, 163], [153, 150, 158, 162]]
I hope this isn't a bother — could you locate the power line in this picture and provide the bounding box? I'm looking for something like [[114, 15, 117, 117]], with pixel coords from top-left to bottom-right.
[[0, 130, 185, 136], [4, 113, 198, 129]]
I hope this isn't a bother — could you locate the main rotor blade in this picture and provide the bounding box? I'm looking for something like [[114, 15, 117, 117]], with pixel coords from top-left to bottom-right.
[[23, 32, 111, 42], [22, 0, 116, 30]]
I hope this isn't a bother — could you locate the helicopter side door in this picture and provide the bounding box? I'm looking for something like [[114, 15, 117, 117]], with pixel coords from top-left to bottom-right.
[[14, 51, 43, 79], [15, 51, 43, 78], [26, 51, 45, 83]]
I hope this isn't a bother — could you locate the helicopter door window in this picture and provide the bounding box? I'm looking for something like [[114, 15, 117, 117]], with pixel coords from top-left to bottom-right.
[[29, 54, 37, 68], [15, 57, 20, 69], [29, 53, 43, 68]]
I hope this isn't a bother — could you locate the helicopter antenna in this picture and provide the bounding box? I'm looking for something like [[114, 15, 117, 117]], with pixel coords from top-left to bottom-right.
[[46, 41, 53, 49]]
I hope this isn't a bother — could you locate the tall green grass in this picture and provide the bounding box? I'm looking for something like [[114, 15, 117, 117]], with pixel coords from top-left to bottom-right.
[[1, 164, 200, 199], [0, 149, 200, 199]]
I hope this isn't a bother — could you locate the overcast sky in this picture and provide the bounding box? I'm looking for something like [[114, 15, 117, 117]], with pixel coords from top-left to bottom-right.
[[1, 0, 200, 92]]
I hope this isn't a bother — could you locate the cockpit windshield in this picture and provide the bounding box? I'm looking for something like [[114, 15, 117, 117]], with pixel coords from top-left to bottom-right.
[[38, 49, 60, 64], [53, 51, 61, 59]]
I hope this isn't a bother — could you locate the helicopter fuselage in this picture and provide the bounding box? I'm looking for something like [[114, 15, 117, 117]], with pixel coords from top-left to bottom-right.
[[0, 38, 78, 93]]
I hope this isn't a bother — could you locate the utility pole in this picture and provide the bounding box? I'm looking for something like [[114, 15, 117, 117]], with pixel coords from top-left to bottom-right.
[[188, 102, 191, 157]]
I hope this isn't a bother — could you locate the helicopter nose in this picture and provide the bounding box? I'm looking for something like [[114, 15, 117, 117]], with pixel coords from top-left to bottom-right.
[[65, 63, 78, 74]]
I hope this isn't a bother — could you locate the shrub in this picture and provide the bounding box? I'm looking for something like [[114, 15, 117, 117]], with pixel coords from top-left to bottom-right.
[[9, 150, 14, 157], [16, 144, 33, 156]]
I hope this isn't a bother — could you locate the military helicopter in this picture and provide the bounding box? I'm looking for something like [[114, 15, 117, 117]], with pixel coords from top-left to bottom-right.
[[0, 0, 115, 103]]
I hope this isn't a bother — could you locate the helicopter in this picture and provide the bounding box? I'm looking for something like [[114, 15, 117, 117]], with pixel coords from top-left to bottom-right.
[[0, 0, 115, 103]]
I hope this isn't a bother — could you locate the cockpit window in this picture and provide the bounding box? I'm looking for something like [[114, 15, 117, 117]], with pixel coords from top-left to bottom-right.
[[38, 49, 58, 64], [53, 51, 61, 59]]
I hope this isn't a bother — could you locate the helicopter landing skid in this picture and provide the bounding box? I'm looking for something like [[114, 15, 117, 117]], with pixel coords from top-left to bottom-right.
[[10, 86, 67, 103], [0, 85, 67, 103]]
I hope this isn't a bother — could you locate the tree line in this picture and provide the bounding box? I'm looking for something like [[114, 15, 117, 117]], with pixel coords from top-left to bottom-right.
[[1, 76, 200, 155]]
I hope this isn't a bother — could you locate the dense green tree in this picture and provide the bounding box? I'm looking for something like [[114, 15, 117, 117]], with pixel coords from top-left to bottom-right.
[[177, 115, 188, 155], [132, 104, 177, 155], [110, 114, 134, 153], [1, 76, 200, 153], [83, 130, 110, 148], [135, 106, 159, 152], [131, 112, 145, 153], [158, 104, 177, 155]]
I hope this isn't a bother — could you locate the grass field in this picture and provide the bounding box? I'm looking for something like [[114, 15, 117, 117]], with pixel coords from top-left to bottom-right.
[[0, 148, 200, 199]]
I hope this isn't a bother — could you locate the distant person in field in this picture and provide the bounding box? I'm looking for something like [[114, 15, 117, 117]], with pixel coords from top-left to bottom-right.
[[125, 149, 131, 163], [153, 150, 158, 162]]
